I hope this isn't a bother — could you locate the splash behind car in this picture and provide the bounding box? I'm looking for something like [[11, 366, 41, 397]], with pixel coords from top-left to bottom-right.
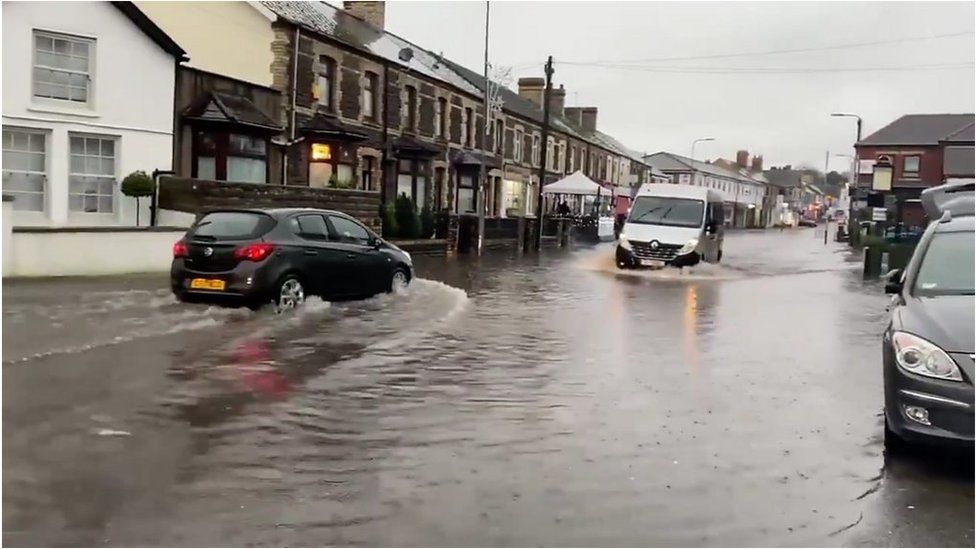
[[882, 182, 974, 449]]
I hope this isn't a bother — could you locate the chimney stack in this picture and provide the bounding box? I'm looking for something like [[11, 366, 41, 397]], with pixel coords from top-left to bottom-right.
[[751, 154, 763, 172], [548, 84, 566, 119], [344, 1, 386, 30], [517, 77, 545, 107], [736, 150, 749, 169], [564, 107, 582, 127], [581, 107, 598, 132]]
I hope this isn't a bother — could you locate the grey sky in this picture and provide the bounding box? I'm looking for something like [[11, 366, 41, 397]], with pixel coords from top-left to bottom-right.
[[385, 1, 975, 170]]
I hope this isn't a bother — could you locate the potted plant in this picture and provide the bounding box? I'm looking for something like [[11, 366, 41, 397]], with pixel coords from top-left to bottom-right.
[[120, 170, 154, 226]]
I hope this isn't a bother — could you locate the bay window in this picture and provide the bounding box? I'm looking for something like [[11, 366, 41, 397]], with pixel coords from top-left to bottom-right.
[[194, 131, 268, 183], [309, 142, 355, 188], [397, 159, 430, 208]]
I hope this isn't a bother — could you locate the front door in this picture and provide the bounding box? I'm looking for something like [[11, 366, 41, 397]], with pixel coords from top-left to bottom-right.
[[326, 214, 390, 295]]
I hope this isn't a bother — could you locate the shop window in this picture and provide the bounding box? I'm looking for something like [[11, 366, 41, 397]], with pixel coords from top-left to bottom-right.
[[194, 131, 268, 184]]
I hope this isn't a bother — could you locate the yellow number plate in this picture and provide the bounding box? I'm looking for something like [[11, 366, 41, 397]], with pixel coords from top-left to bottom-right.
[[190, 278, 226, 291]]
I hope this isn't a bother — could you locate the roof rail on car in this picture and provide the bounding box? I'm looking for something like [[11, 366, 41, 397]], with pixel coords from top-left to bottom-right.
[[921, 181, 974, 220]]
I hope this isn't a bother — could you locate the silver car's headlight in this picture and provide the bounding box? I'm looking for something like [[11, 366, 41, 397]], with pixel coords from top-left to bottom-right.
[[891, 331, 963, 381], [618, 234, 632, 250], [678, 238, 699, 255]]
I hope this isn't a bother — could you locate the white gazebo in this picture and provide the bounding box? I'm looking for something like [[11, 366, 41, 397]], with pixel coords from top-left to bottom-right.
[[542, 171, 615, 241]]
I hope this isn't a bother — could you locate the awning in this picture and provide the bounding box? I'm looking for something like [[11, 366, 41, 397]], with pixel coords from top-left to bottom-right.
[[300, 114, 371, 142], [542, 171, 611, 196], [182, 91, 282, 133], [391, 134, 443, 158], [451, 150, 501, 169]]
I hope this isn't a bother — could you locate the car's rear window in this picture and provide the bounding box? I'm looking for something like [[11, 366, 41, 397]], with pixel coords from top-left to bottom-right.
[[189, 212, 275, 240]]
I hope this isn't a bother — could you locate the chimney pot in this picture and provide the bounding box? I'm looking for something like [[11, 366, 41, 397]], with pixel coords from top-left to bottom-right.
[[751, 154, 764, 172], [548, 84, 566, 119]]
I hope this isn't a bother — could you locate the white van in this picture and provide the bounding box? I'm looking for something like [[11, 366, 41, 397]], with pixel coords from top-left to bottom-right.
[[616, 183, 725, 269]]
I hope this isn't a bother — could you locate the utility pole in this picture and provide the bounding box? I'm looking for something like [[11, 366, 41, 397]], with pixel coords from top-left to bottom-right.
[[476, 1, 490, 256], [824, 150, 830, 244], [534, 55, 554, 251]]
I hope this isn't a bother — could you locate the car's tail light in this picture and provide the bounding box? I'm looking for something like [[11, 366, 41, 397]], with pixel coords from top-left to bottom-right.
[[234, 243, 275, 262], [173, 240, 188, 258]]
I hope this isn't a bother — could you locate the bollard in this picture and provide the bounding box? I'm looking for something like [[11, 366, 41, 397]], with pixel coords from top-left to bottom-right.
[[863, 246, 883, 278]]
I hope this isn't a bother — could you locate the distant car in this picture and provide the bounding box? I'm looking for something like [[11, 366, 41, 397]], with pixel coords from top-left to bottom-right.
[[882, 182, 974, 450], [171, 208, 413, 311], [798, 218, 818, 228]]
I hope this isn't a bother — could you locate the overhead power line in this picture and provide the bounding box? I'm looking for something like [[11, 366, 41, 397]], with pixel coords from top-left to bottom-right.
[[562, 30, 975, 65], [555, 61, 974, 75]]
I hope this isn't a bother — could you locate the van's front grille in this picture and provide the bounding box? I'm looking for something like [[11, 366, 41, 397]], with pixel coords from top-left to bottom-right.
[[630, 240, 681, 261]]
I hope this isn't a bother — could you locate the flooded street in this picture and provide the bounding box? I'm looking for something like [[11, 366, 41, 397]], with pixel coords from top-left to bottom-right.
[[3, 229, 972, 547]]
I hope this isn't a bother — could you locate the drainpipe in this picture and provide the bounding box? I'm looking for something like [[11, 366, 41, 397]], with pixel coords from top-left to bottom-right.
[[283, 26, 300, 185], [381, 62, 390, 207]]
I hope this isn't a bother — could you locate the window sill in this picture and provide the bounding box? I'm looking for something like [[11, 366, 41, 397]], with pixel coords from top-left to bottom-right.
[[27, 105, 100, 119]]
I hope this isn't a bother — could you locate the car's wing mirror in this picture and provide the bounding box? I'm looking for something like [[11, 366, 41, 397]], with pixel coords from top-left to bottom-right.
[[371, 237, 383, 251], [884, 268, 904, 294]]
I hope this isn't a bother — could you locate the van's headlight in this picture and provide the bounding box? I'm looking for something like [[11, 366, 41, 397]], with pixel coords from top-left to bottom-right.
[[678, 238, 699, 255], [892, 331, 962, 381], [618, 234, 632, 250]]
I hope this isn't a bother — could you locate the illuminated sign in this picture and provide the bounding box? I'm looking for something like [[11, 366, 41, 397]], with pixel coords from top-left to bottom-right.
[[311, 143, 332, 161]]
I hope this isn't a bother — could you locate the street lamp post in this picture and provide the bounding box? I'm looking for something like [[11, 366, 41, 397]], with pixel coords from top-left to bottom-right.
[[690, 137, 715, 161]]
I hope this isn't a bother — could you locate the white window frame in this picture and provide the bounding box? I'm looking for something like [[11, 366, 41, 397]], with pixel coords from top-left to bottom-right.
[[68, 132, 117, 215], [514, 128, 524, 162], [546, 137, 554, 170], [32, 29, 95, 107], [568, 145, 575, 172], [532, 133, 541, 167], [2, 127, 49, 212]]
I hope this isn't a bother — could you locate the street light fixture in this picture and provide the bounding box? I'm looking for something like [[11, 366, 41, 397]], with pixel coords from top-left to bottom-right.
[[690, 137, 715, 161]]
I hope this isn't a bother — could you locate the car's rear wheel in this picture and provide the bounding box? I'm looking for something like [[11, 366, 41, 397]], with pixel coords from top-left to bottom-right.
[[389, 267, 410, 293], [274, 275, 305, 313]]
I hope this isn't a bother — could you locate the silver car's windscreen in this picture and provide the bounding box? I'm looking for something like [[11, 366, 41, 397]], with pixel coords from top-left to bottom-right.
[[628, 196, 705, 228]]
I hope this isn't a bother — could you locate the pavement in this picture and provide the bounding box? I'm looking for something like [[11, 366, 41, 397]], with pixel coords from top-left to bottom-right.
[[3, 227, 973, 546]]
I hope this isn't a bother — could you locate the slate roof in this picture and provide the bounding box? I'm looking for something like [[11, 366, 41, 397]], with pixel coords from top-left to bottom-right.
[[183, 91, 281, 131], [644, 152, 754, 183], [857, 114, 975, 146], [943, 122, 975, 143], [261, 1, 481, 96]]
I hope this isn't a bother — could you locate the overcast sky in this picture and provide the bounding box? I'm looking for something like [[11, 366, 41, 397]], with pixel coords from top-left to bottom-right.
[[385, 1, 975, 170]]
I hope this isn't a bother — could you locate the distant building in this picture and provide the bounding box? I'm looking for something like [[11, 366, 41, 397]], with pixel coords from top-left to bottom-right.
[[855, 113, 974, 228]]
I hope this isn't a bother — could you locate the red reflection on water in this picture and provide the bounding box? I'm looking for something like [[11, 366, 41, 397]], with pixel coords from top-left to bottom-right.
[[233, 340, 291, 400]]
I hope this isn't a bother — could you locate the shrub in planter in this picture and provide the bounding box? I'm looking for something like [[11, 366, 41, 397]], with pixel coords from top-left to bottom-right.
[[120, 170, 154, 226], [420, 204, 435, 238], [394, 194, 420, 239], [381, 202, 398, 239]]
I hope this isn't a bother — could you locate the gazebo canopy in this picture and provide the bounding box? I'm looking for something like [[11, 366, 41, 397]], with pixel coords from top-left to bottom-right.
[[542, 171, 611, 196]]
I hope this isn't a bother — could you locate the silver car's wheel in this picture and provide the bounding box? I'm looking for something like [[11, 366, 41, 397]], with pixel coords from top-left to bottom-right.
[[390, 269, 410, 294], [276, 277, 305, 313]]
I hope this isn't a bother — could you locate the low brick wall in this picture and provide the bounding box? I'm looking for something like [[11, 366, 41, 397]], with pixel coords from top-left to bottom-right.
[[157, 177, 382, 231]]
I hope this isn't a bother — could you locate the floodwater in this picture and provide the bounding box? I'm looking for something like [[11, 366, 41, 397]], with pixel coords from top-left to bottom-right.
[[3, 228, 972, 546]]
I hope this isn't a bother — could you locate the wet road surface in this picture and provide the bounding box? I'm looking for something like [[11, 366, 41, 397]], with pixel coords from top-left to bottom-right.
[[3, 229, 973, 546]]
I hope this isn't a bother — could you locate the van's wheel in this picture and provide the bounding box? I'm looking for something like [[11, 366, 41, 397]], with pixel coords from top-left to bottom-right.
[[389, 267, 410, 293], [274, 275, 305, 313]]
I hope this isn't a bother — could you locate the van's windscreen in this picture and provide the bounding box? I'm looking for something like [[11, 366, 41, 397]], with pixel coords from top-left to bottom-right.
[[628, 196, 704, 228]]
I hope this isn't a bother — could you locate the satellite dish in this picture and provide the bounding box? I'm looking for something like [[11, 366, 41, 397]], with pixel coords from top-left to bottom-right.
[[398, 47, 414, 63]]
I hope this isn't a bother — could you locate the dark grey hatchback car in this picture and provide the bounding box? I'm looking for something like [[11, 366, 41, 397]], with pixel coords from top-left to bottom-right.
[[171, 208, 413, 311], [883, 183, 974, 450]]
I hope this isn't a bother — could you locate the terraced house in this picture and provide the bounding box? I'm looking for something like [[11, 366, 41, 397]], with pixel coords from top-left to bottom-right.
[[137, 0, 656, 238]]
